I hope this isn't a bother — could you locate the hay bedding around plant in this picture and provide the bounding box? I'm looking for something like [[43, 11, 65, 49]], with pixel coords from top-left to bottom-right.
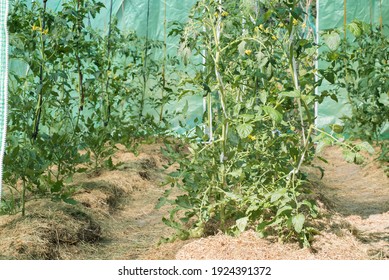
[[0, 201, 102, 259], [0, 143, 169, 260], [173, 144, 389, 260], [0, 143, 388, 260]]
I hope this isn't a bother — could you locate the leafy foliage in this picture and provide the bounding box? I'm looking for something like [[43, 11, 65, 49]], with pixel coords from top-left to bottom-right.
[[3, 0, 178, 215], [158, 0, 321, 246], [322, 20, 389, 142]]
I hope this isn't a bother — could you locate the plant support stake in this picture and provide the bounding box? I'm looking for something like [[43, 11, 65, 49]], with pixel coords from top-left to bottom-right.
[[104, 0, 113, 126], [159, 0, 167, 123], [32, 0, 47, 140], [0, 0, 9, 201], [76, 0, 84, 111], [139, 0, 151, 121]]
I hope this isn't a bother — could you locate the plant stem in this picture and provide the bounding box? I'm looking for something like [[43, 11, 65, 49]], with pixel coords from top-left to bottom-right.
[[104, 0, 114, 126], [207, 91, 213, 142], [139, 0, 151, 121], [288, 27, 306, 145], [21, 179, 26, 217], [295, 124, 313, 175], [314, 126, 357, 152], [76, 0, 84, 111], [32, 0, 47, 140], [159, 0, 167, 123]]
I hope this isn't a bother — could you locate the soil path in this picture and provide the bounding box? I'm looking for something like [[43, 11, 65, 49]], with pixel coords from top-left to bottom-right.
[[76, 183, 174, 259], [313, 146, 389, 217], [67, 143, 184, 260], [313, 146, 389, 257]]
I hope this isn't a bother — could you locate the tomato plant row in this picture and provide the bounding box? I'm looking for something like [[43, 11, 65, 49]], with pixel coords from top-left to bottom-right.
[[2, 0, 382, 247], [3, 0, 180, 215]]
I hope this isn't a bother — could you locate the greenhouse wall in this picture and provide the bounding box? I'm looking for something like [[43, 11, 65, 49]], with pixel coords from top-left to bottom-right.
[[317, 0, 389, 139], [8, 1, 389, 137], [11, 0, 203, 133]]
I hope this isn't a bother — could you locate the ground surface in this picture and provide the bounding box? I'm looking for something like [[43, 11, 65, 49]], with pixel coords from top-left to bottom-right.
[[0, 142, 388, 260]]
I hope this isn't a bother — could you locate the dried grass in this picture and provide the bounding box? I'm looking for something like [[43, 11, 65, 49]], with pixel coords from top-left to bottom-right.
[[1, 143, 387, 260], [0, 201, 101, 259]]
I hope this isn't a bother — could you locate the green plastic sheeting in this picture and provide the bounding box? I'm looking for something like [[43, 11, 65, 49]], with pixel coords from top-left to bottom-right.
[[13, 1, 387, 137], [104, 0, 202, 133], [12, 0, 202, 133], [317, 0, 389, 139]]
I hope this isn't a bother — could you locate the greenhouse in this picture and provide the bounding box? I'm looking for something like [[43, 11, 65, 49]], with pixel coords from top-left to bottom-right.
[[0, 0, 388, 261]]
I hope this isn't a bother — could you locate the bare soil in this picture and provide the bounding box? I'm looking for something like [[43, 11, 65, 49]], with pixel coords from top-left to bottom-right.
[[0, 142, 387, 260]]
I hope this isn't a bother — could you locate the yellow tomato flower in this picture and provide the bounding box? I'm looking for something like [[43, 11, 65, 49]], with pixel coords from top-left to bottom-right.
[[244, 49, 252, 56], [221, 11, 229, 17], [302, 22, 307, 29], [259, 24, 264, 30], [32, 25, 41, 31], [278, 22, 284, 28], [247, 135, 256, 141], [272, 35, 277, 40], [292, 19, 298, 25]]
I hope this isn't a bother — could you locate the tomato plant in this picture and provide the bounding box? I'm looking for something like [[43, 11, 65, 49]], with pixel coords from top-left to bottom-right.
[[158, 0, 321, 246], [322, 20, 389, 143], [3, 0, 178, 215]]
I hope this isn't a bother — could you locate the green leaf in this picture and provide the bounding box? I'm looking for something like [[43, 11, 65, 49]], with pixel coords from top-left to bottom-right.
[[64, 176, 73, 184], [319, 69, 335, 84], [155, 197, 167, 209], [342, 149, 356, 163], [246, 202, 260, 214], [228, 168, 242, 178], [236, 123, 253, 139], [276, 205, 293, 216], [347, 22, 362, 37], [240, 114, 254, 122], [266, 63, 273, 79], [233, 103, 241, 116], [330, 124, 344, 133], [181, 100, 189, 115], [299, 200, 313, 209], [356, 141, 375, 154], [292, 213, 305, 233], [104, 156, 114, 169], [324, 32, 341, 50], [281, 90, 300, 98], [270, 188, 287, 203], [162, 217, 181, 230], [323, 31, 341, 51], [195, 126, 204, 138], [245, 97, 255, 109], [330, 93, 338, 102], [258, 90, 267, 104], [354, 153, 364, 165], [263, 106, 282, 123], [238, 41, 246, 56], [176, 195, 192, 209], [62, 197, 78, 205], [256, 51, 269, 68], [51, 181, 63, 193], [236, 217, 249, 232], [224, 192, 241, 201]]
